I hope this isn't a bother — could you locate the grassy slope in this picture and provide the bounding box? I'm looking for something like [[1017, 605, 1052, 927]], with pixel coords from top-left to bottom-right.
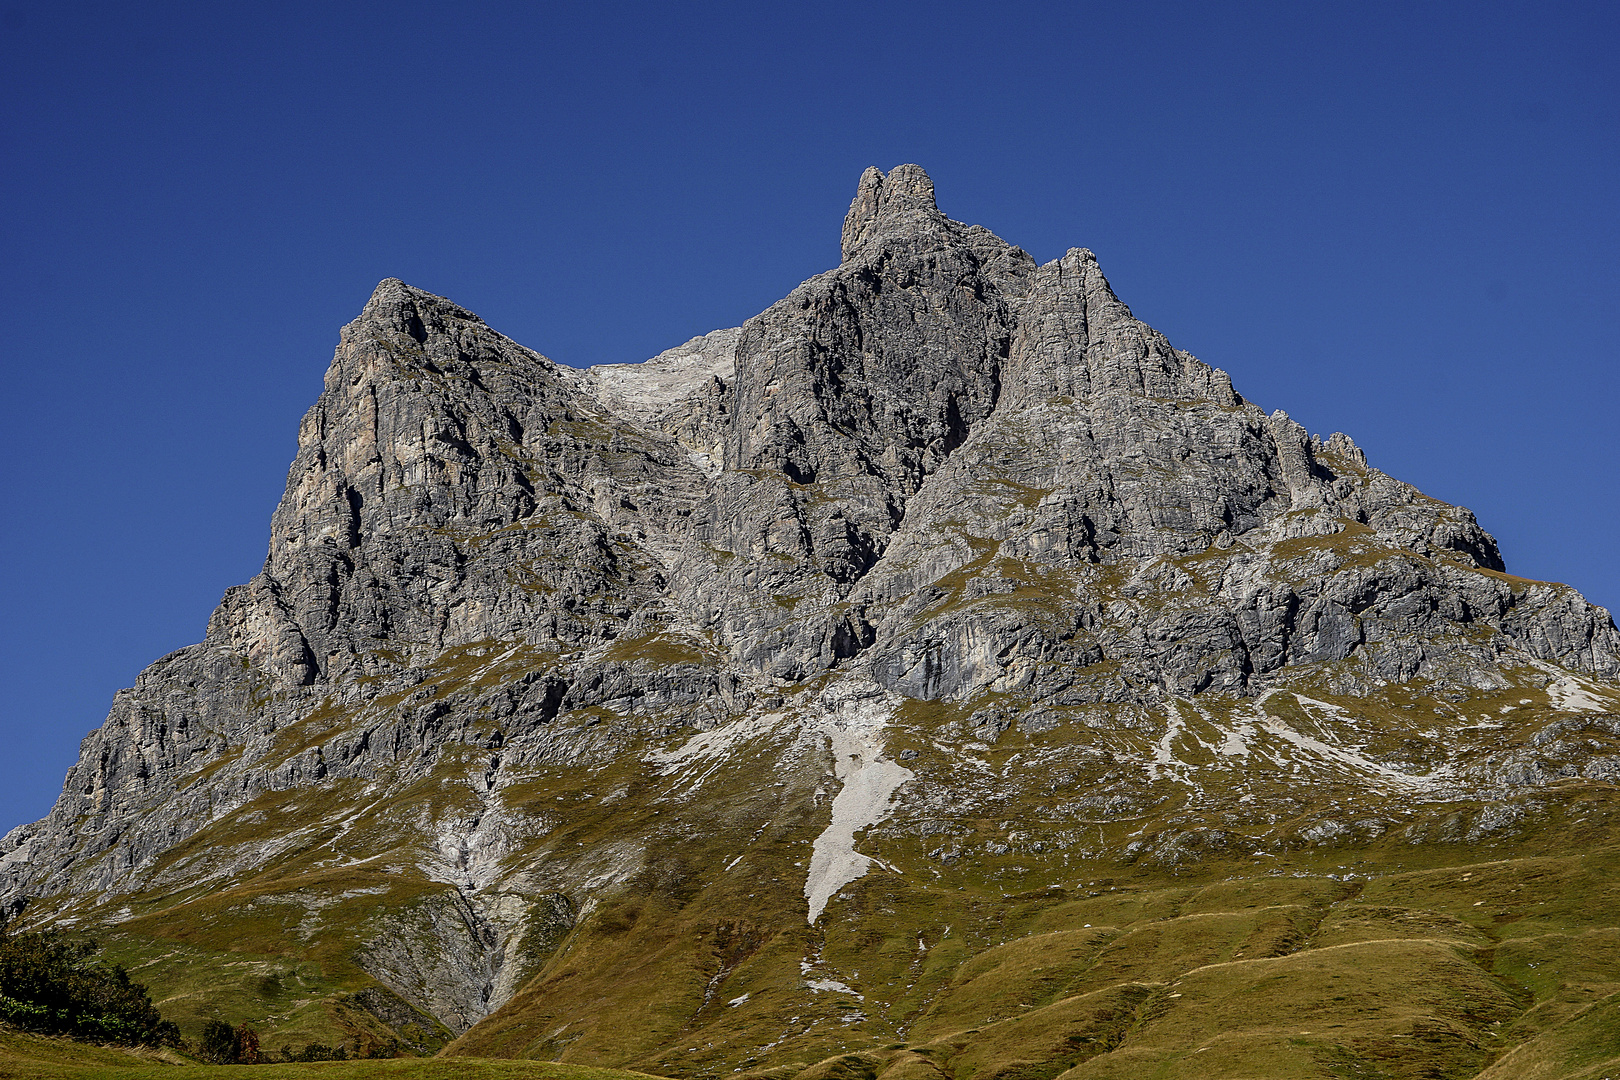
[[432, 649, 1620, 1080], [16, 692, 1620, 1079], [441, 803, 1620, 1080], [747, 845, 1620, 1080], [0, 1026, 668, 1080], [46, 703, 1620, 1079]]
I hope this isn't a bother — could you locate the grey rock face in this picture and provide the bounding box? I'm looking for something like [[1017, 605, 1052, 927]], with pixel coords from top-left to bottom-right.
[[4, 164, 1618, 1043]]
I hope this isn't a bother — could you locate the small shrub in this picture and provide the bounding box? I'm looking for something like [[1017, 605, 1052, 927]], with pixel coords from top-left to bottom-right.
[[365, 1037, 404, 1058], [235, 1022, 261, 1064], [199, 1018, 236, 1063], [295, 1040, 348, 1061]]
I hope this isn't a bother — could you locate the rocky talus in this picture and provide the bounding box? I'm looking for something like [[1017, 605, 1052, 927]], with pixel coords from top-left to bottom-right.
[[4, 165, 1620, 1079]]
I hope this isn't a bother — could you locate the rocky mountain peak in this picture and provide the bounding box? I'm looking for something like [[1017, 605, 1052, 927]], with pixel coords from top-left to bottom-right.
[[840, 162, 946, 261], [3, 166, 1620, 1076], [353, 276, 486, 342]]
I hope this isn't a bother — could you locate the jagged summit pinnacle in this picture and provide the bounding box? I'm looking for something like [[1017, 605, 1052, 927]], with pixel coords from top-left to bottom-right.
[[840, 163, 946, 261], [353, 277, 485, 342]]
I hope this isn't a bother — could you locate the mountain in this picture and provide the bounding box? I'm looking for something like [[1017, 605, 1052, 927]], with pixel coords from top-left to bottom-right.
[[5, 164, 1620, 1079]]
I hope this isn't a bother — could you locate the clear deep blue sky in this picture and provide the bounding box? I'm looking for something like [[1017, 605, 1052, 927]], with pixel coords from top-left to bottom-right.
[[1, 1, 1615, 832]]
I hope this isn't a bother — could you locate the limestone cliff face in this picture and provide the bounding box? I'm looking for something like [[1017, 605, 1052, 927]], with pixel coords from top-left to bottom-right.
[[4, 166, 1619, 1068]]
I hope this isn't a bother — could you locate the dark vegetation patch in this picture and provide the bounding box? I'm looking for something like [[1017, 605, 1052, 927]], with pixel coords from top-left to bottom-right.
[[0, 926, 179, 1047]]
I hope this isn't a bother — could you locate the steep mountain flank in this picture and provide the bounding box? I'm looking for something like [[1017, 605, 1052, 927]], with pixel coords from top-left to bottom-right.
[[4, 166, 1620, 1079]]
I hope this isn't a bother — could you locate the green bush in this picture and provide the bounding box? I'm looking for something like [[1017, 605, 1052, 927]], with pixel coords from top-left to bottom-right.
[[294, 1041, 348, 1061], [0, 926, 180, 1046]]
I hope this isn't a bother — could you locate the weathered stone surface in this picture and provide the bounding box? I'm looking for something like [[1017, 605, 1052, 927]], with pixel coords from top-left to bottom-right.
[[4, 164, 1619, 1057]]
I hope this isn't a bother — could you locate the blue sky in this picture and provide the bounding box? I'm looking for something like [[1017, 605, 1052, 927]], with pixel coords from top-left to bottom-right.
[[1, 1, 1616, 832]]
